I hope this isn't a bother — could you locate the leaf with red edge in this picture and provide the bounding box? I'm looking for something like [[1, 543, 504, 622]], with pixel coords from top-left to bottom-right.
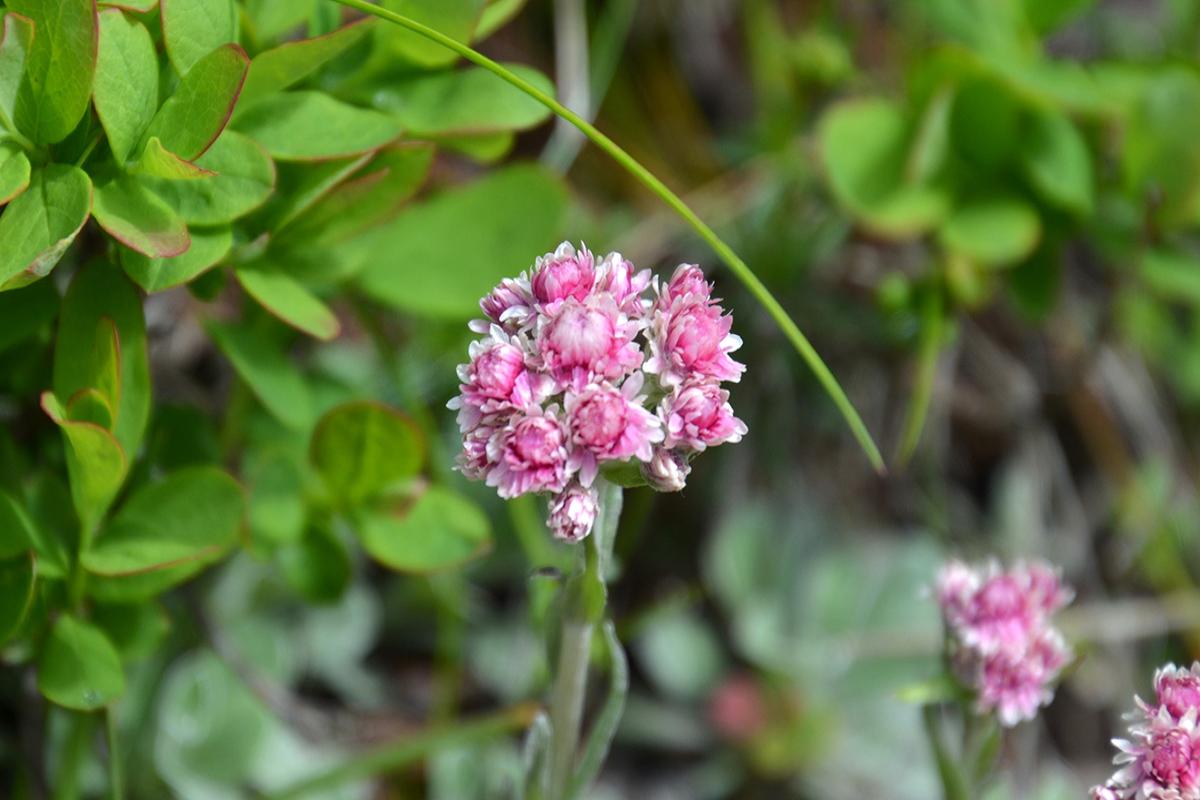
[[160, 0, 236, 75], [0, 165, 92, 292], [9, 0, 99, 144], [141, 42, 248, 162]]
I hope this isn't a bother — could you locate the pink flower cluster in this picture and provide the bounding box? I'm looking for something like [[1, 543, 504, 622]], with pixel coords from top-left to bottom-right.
[[935, 559, 1074, 727], [1092, 663, 1200, 799], [449, 243, 747, 542]]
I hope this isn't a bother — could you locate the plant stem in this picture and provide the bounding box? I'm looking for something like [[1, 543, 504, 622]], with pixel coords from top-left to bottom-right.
[[52, 712, 95, 800], [326, 0, 886, 474], [547, 614, 593, 799], [106, 708, 124, 800], [922, 705, 971, 800], [266, 703, 539, 799]]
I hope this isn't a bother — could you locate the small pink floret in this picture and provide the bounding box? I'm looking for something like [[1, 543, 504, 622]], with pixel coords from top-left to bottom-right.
[[548, 483, 598, 542], [485, 408, 572, 498]]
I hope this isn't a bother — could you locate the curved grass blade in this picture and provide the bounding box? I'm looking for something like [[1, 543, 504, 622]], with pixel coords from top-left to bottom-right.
[[326, 0, 885, 473]]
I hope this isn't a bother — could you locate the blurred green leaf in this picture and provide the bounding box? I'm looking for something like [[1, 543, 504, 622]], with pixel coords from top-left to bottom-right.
[[41, 392, 128, 534], [0, 491, 38, 558], [0, 165, 92, 291], [635, 608, 724, 701], [938, 197, 1040, 266], [246, 448, 307, 545], [54, 262, 150, 458], [377, 0, 486, 68], [207, 318, 314, 429], [234, 91, 403, 161], [278, 526, 351, 603], [371, 63, 555, 136], [949, 75, 1022, 173], [94, 9, 159, 164], [0, 141, 30, 205], [146, 130, 276, 225], [819, 98, 950, 239], [0, 278, 57, 353], [121, 224, 232, 292], [38, 614, 126, 711], [83, 467, 242, 576], [476, 0, 527, 39], [310, 401, 424, 503], [1022, 0, 1094, 34], [160, 0, 238, 75], [93, 176, 191, 258], [1122, 68, 1200, 226], [10, 0, 97, 144], [356, 164, 567, 317], [0, 552, 34, 645], [1022, 110, 1093, 214], [239, 19, 374, 108], [93, 601, 170, 662], [256, 153, 374, 233], [143, 42, 249, 162], [356, 487, 491, 573], [236, 266, 340, 341], [1140, 249, 1200, 305]]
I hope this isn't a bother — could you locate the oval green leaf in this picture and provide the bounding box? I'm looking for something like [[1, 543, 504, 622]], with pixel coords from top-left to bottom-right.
[[356, 487, 491, 574], [0, 142, 31, 205], [206, 318, 313, 429], [1022, 110, 1094, 215], [377, 0, 485, 68], [83, 466, 244, 576], [309, 401, 424, 504], [938, 197, 1041, 268], [160, 0, 237, 75], [133, 137, 217, 180], [0, 165, 92, 291], [238, 19, 373, 108], [146, 130, 275, 225], [37, 614, 126, 711], [41, 392, 128, 534], [143, 42, 248, 162], [94, 8, 159, 164], [10, 0, 99, 144], [236, 266, 340, 341], [0, 12, 35, 124]]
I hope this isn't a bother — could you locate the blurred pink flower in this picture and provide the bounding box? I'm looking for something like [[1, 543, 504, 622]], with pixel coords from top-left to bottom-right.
[[645, 293, 744, 388], [1151, 664, 1200, 722], [485, 407, 572, 498], [536, 296, 643, 391], [974, 629, 1071, 727], [1094, 706, 1200, 799], [709, 675, 767, 741], [548, 482, 598, 542], [659, 378, 748, 451], [565, 376, 662, 486]]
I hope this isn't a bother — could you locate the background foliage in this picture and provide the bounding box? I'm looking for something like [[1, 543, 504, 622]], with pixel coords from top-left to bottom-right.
[[0, 0, 1197, 797]]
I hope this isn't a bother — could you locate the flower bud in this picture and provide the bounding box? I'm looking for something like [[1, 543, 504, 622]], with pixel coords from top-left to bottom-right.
[[640, 447, 690, 492]]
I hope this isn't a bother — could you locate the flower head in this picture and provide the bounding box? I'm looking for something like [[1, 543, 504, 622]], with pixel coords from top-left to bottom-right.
[[934, 559, 1073, 728], [1153, 665, 1200, 722], [449, 244, 746, 539], [1094, 704, 1200, 800], [548, 483, 598, 542]]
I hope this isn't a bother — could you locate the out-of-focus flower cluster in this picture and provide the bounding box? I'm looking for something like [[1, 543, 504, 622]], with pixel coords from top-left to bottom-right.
[[935, 560, 1073, 727], [449, 242, 747, 542], [1091, 663, 1200, 799]]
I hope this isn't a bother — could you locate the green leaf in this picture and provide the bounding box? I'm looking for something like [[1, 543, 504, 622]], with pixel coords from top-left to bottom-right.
[[245, 448, 306, 545], [88, 558, 213, 602], [356, 164, 567, 318], [37, 614, 126, 711], [160, 0, 237, 75], [238, 19, 373, 108], [55, 262, 150, 458], [0, 490, 69, 578], [0, 553, 35, 645], [41, 393, 127, 532], [938, 197, 1041, 267], [9, 0, 98, 144], [25, 475, 75, 580], [277, 527, 350, 603], [142, 42, 249, 162], [132, 137, 217, 180], [0, 12, 34, 124], [357, 487, 491, 574], [1022, 110, 1093, 215], [0, 279, 57, 354], [0, 165, 92, 291], [258, 152, 374, 233], [145, 130, 275, 225], [441, 132, 514, 164], [371, 63, 554, 136], [234, 91, 403, 161], [83, 466, 244, 575], [309, 401, 424, 504], [377, 0, 485, 67], [94, 8, 159, 163], [818, 98, 949, 239], [206, 318, 313, 429], [1141, 250, 1200, 305], [1023, 0, 1094, 34], [93, 601, 170, 662], [0, 140, 30, 205], [121, 224, 231, 292], [236, 266, 340, 340], [1122, 68, 1200, 228], [93, 176, 191, 257]]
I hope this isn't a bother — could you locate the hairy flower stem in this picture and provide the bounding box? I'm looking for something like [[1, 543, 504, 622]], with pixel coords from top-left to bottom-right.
[[547, 481, 621, 799]]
